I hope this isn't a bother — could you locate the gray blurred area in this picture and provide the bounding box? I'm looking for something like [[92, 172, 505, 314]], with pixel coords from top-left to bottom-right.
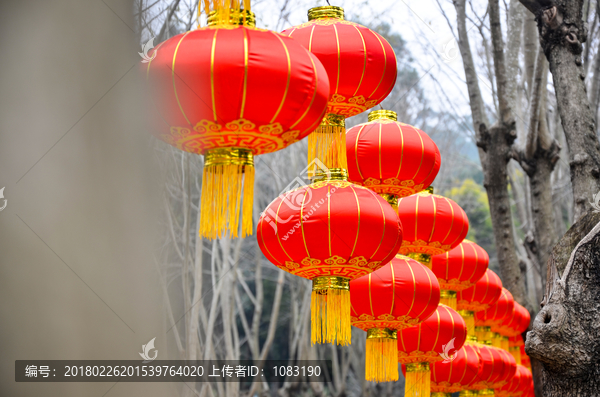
[[0, 0, 176, 395]]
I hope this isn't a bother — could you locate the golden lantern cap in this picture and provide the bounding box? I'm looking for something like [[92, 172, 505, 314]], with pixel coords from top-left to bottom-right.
[[308, 6, 345, 20], [368, 109, 397, 122], [207, 9, 256, 26]]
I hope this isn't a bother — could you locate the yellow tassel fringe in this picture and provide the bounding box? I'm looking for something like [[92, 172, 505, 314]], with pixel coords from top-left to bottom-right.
[[200, 152, 254, 239], [308, 114, 347, 178], [405, 362, 431, 397], [365, 330, 398, 382], [510, 346, 521, 365], [311, 283, 351, 346]]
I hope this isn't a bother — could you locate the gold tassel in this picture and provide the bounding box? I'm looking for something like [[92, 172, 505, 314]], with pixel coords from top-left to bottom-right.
[[406, 252, 432, 268], [200, 148, 254, 240], [459, 310, 477, 343], [308, 114, 347, 178], [458, 391, 479, 397], [475, 326, 492, 345], [479, 389, 494, 396], [440, 290, 457, 310], [311, 276, 351, 345], [501, 336, 509, 352], [365, 328, 398, 382], [432, 393, 452, 397], [405, 362, 431, 397], [491, 332, 503, 349], [510, 346, 521, 365]]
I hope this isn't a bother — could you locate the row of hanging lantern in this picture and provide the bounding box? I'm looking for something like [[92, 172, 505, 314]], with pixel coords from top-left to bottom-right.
[[144, 1, 534, 395]]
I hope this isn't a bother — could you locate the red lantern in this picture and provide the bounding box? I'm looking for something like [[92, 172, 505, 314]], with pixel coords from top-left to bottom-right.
[[457, 269, 503, 343], [496, 363, 524, 397], [431, 240, 489, 311], [516, 365, 533, 396], [350, 255, 440, 382], [147, 5, 330, 239], [345, 109, 441, 207], [282, 6, 397, 173], [498, 302, 531, 336], [476, 288, 514, 348], [396, 190, 469, 269], [470, 344, 517, 391], [257, 172, 402, 345], [398, 305, 467, 397], [430, 344, 481, 394]]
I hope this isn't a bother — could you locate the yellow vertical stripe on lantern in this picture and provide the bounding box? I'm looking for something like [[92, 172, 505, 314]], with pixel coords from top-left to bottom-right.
[[405, 362, 431, 397], [200, 148, 254, 239], [439, 290, 457, 310], [311, 276, 351, 346], [366, 328, 398, 382]]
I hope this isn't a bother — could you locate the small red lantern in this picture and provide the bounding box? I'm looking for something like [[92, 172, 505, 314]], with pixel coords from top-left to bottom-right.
[[496, 363, 524, 397], [147, 4, 330, 239], [431, 239, 489, 310], [396, 190, 469, 268], [398, 305, 467, 397], [457, 269, 503, 343], [430, 343, 481, 394], [257, 171, 402, 345], [475, 288, 514, 348], [282, 6, 397, 173], [345, 109, 441, 207], [470, 344, 517, 392], [350, 255, 440, 382]]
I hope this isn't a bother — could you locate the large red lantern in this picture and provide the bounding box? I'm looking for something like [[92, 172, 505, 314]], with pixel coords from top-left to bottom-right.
[[350, 255, 440, 382], [398, 305, 467, 397], [431, 240, 489, 310], [345, 109, 441, 208], [430, 343, 481, 394], [475, 288, 514, 348], [282, 6, 397, 174], [457, 269, 503, 343], [147, 4, 330, 239], [396, 190, 469, 269], [257, 171, 402, 345]]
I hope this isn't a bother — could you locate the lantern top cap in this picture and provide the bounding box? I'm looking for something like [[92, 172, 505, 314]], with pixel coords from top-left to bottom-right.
[[207, 9, 256, 27], [426, 186, 434, 194], [312, 167, 348, 182], [308, 6, 345, 21], [368, 109, 397, 122]]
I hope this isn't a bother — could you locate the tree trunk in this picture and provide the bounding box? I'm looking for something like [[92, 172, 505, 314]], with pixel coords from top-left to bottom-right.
[[525, 210, 600, 396], [520, 0, 600, 220]]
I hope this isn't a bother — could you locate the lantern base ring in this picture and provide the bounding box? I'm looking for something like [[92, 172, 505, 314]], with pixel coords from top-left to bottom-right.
[[406, 252, 432, 268], [380, 193, 399, 211], [367, 328, 397, 340], [312, 276, 350, 293], [479, 389, 494, 396], [204, 147, 254, 168], [405, 362, 430, 372], [459, 391, 480, 397]]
